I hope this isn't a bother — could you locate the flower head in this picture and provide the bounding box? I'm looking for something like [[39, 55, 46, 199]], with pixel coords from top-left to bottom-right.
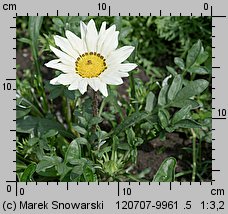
[[45, 19, 137, 97]]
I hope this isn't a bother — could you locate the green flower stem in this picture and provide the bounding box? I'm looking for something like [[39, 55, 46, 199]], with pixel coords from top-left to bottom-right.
[[191, 128, 197, 182]]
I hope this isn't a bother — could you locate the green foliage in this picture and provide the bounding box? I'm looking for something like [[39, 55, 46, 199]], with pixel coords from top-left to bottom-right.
[[16, 17, 211, 182], [153, 157, 176, 182]]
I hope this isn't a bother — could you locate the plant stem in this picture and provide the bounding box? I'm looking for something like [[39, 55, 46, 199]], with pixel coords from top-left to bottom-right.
[[93, 91, 98, 117], [92, 90, 98, 133], [191, 128, 197, 182]]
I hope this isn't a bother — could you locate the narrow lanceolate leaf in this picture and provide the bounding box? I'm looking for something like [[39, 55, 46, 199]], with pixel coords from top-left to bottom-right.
[[172, 105, 192, 124], [145, 91, 156, 113], [186, 40, 202, 68], [158, 109, 170, 128], [20, 164, 36, 182], [114, 112, 147, 135], [158, 84, 169, 106], [153, 157, 176, 182], [173, 79, 209, 103], [171, 99, 199, 109], [174, 57, 185, 70], [174, 119, 201, 129], [65, 139, 81, 164], [29, 16, 43, 46], [167, 74, 182, 101]]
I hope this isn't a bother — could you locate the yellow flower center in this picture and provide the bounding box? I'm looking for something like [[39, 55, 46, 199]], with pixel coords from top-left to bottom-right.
[[75, 52, 107, 78]]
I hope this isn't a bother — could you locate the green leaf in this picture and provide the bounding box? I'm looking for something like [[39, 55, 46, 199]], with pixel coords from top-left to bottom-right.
[[16, 116, 38, 133], [171, 99, 199, 109], [52, 17, 64, 27], [145, 91, 156, 113], [70, 164, 84, 180], [88, 116, 103, 127], [75, 137, 88, 145], [196, 50, 209, 65], [16, 106, 31, 119], [63, 88, 75, 100], [36, 156, 62, 173], [187, 66, 208, 75], [167, 74, 182, 101], [28, 137, 39, 146], [18, 38, 31, 45], [172, 105, 192, 124], [158, 84, 169, 106], [153, 157, 176, 182], [83, 165, 97, 182], [166, 66, 177, 76], [174, 119, 201, 128], [20, 164, 36, 182], [173, 79, 209, 102], [114, 112, 147, 135], [65, 139, 81, 164], [126, 128, 135, 146], [73, 125, 87, 135], [186, 40, 202, 68], [174, 57, 185, 70], [43, 129, 58, 138], [17, 116, 73, 138], [158, 109, 170, 128]]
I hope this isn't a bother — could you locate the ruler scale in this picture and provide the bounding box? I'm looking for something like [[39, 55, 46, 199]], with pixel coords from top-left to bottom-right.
[[0, 0, 227, 213]]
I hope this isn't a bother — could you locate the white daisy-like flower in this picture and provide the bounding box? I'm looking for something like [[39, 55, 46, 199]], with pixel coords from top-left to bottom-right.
[[45, 19, 137, 97]]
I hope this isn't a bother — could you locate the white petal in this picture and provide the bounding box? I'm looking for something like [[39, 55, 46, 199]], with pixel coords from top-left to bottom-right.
[[87, 78, 99, 91], [50, 46, 75, 64], [85, 19, 98, 52], [117, 72, 129, 77], [78, 79, 88, 94], [100, 71, 123, 85], [54, 35, 79, 58], [98, 81, 108, 97], [68, 78, 81, 90], [65, 30, 85, 55], [50, 76, 60, 85], [50, 73, 76, 85], [100, 31, 119, 57], [97, 25, 116, 55], [106, 46, 135, 65], [45, 59, 61, 67], [118, 63, 137, 72], [98, 22, 106, 37], [80, 21, 87, 40], [45, 60, 75, 73]]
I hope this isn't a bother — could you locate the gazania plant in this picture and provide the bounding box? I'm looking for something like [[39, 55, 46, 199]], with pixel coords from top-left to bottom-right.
[[16, 16, 212, 182]]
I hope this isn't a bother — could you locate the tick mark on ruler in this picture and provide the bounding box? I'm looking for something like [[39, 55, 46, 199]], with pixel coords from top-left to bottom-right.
[[108, 6, 111, 16], [6, 78, 16, 81]]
